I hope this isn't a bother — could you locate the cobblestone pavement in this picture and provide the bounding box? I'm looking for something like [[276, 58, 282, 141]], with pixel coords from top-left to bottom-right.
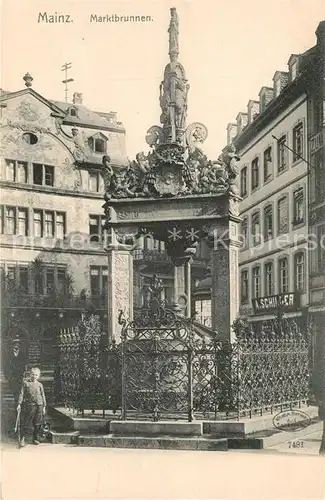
[[2, 442, 325, 500]]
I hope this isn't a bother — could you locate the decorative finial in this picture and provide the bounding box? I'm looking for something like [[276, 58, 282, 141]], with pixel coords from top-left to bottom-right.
[[23, 72, 33, 88], [168, 7, 179, 62]]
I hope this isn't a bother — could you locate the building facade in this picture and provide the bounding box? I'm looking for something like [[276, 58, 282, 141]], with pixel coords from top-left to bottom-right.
[[226, 22, 325, 333], [0, 77, 128, 387], [308, 22, 325, 365]]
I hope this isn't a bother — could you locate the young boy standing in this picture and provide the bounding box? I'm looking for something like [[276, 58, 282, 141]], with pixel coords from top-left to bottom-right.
[[17, 367, 46, 447]]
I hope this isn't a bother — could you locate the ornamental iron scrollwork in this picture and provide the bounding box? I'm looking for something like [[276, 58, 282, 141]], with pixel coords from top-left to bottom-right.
[[56, 310, 309, 420]]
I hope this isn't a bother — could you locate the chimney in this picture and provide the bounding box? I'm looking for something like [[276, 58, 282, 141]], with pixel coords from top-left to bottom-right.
[[273, 71, 289, 97], [258, 87, 274, 113], [236, 112, 248, 135], [73, 92, 83, 105], [247, 100, 259, 124], [226, 123, 237, 145]]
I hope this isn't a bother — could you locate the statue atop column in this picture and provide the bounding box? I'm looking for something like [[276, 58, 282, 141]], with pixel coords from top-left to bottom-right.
[[168, 7, 179, 60], [158, 7, 189, 144]]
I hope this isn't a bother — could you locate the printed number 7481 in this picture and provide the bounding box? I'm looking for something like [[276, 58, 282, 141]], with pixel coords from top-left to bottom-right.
[[288, 440, 304, 448]]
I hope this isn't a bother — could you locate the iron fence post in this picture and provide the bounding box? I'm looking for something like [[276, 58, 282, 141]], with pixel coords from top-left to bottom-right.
[[121, 335, 126, 420]]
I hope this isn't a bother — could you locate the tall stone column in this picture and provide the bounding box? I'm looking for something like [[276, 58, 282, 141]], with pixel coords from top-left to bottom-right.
[[173, 264, 185, 307], [107, 242, 134, 344], [210, 221, 240, 343]]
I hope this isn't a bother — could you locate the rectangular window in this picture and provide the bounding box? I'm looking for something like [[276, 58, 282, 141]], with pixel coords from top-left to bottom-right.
[[263, 147, 273, 182], [56, 212, 65, 239], [89, 172, 100, 192], [44, 166, 54, 186], [241, 270, 249, 304], [6, 160, 15, 182], [45, 268, 55, 294], [89, 215, 101, 243], [90, 267, 100, 296], [264, 205, 273, 240], [7, 266, 17, 284], [295, 253, 305, 292], [293, 123, 303, 162], [252, 266, 261, 298], [279, 258, 289, 293], [251, 157, 259, 190], [18, 208, 28, 236], [90, 266, 108, 296], [278, 197, 289, 235], [5, 207, 16, 235], [44, 211, 54, 237], [277, 136, 288, 172], [252, 212, 261, 245], [264, 262, 274, 296], [57, 268, 66, 293], [18, 266, 29, 293], [32, 164, 55, 186], [293, 188, 304, 225], [33, 164, 43, 185], [33, 210, 43, 237], [240, 167, 248, 197], [17, 162, 28, 183]]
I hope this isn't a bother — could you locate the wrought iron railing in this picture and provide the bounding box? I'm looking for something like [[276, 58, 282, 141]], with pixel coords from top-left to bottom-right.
[[55, 312, 310, 420]]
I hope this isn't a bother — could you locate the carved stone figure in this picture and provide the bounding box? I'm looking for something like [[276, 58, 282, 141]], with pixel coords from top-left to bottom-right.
[[223, 142, 240, 195], [102, 155, 114, 198]]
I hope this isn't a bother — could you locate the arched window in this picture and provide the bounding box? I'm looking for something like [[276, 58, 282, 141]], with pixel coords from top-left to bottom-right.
[[294, 252, 305, 292], [69, 107, 78, 117], [279, 257, 289, 293], [264, 204, 273, 240]]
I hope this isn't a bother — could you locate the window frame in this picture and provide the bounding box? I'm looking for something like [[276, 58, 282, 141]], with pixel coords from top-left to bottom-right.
[[292, 121, 304, 164], [264, 260, 274, 297], [32, 163, 55, 187], [252, 265, 261, 299], [90, 266, 109, 297], [293, 187, 305, 226], [240, 166, 248, 197], [263, 146, 273, 183], [251, 156, 260, 191], [5, 159, 28, 183], [251, 211, 261, 246], [294, 251, 305, 293], [240, 269, 249, 304], [277, 134, 288, 174], [263, 203, 273, 241], [279, 256, 289, 294], [277, 194, 289, 235]]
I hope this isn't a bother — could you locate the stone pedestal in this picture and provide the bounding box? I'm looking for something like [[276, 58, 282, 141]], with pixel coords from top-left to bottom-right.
[[210, 222, 240, 343], [107, 244, 133, 344]]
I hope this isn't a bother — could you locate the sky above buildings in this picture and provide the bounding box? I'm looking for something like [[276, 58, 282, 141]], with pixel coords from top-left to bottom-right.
[[2, 0, 324, 160]]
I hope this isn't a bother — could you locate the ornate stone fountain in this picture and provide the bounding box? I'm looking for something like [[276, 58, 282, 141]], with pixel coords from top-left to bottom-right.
[[103, 7, 241, 344]]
